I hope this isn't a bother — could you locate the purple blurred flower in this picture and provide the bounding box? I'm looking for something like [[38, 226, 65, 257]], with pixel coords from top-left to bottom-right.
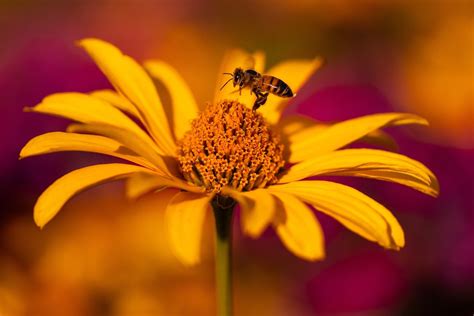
[[306, 251, 405, 314]]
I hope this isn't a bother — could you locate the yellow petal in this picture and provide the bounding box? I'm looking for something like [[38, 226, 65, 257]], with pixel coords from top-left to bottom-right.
[[277, 114, 327, 136], [278, 115, 398, 153], [270, 191, 325, 261], [214, 49, 265, 108], [144, 60, 200, 140], [280, 148, 439, 197], [269, 181, 405, 249], [126, 172, 205, 199], [78, 38, 175, 155], [26, 92, 165, 154], [259, 57, 323, 125], [362, 129, 398, 152], [165, 191, 213, 265], [221, 187, 275, 238], [28, 92, 146, 137], [19, 132, 156, 170], [90, 89, 142, 119], [67, 123, 172, 176], [288, 112, 428, 163], [34, 163, 149, 228], [125, 173, 167, 199]]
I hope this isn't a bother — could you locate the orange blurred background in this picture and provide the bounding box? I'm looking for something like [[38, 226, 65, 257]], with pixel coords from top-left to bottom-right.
[[1, 1, 473, 315]]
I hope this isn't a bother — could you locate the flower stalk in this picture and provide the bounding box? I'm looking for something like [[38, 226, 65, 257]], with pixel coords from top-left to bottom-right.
[[212, 196, 235, 316]]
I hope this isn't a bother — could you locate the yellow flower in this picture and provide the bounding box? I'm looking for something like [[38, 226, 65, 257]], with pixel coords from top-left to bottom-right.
[[20, 38, 439, 265]]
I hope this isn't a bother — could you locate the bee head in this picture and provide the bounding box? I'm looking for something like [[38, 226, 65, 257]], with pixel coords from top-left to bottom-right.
[[233, 68, 245, 87], [220, 68, 245, 91]]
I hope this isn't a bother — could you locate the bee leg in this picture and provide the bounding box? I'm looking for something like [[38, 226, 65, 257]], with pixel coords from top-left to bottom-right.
[[252, 92, 269, 111], [251, 87, 259, 96]]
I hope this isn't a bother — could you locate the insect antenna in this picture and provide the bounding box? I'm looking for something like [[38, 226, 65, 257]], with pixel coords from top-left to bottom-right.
[[220, 77, 234, 91]]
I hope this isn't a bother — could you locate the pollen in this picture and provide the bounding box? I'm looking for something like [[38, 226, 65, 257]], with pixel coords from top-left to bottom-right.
[[177, 100, 285, 193]]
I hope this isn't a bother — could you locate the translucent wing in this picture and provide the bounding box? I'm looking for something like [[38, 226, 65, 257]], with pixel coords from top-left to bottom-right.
[[243, 55, 255, 70], [242, 51, 265, 72]]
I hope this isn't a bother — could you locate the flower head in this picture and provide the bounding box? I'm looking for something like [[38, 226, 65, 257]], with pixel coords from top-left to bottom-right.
[[178, 100, 285, 193], [21, 39, 439, 265]]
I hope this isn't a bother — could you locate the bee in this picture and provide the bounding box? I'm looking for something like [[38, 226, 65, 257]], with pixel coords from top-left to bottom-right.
[[220, 68, 295, 111]]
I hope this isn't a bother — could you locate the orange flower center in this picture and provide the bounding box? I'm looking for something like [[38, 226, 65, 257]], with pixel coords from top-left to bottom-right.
[[177, 100, 285, 193]]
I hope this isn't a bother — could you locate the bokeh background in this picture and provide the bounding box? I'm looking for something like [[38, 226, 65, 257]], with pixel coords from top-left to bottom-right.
[[1, 0, 473, 315]]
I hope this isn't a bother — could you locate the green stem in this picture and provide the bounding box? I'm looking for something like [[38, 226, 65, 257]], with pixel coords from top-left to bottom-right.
[[212, 196, 235, 316]]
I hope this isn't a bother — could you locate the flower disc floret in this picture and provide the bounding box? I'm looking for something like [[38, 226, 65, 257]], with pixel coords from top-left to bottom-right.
[[178, 100, 285, 193]]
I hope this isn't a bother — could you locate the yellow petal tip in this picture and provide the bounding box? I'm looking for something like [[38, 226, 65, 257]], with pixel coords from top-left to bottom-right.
[[77, 38, 120, 56], [76, 38, 102, 47], [142, 59, 157, 68], [314, 56, 325, 67], [300, 251, 325, 262], [428, 174, 440, 197], [243, 228, 262, 239], [76, 38, 95, 49], [180, 257, 200, 266], [311, 253, 326, 261], [418, 117, 430, 126], [33, 215, 47, 230], [404, 114, 429, 126], [383, 237, 405, 251], [391, 244, 403, 251]]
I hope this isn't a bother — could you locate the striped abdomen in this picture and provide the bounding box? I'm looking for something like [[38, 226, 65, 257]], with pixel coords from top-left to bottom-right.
[[260, 75, 294, 97]]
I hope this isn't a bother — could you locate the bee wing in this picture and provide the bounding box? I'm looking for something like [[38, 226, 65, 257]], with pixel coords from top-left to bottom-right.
[[252, 50, 266, 73], [243, 56, 255, 70], [243, 50, 265, 72]]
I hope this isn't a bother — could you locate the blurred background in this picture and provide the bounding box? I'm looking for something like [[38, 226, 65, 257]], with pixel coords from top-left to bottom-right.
[[1, 0, 473, 315]]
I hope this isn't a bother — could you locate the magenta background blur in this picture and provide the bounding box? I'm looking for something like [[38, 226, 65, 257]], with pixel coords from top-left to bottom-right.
[[1, 1, 473, 315]]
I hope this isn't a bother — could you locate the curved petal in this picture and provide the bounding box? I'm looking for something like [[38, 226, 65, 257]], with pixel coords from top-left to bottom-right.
[[361, 129, 398, 152], [277, 114, 327, 136], [26, 92, 164, 153], [165, 191, 213, 265], [78, 38, 175, 155], [34, 163, 150, 228], [125, 172, 205, 199], [288, 113, 429, 163], [270, 191, 325, 261], [90, 89, 142, 119], [269, 181, 405, 249], [259, 57, 323, 125], [280, 149, 439, 197], [278, 115, 398, 154], [221, 187, 275, 238], [144, 60, 200, 140], [67, 123, 173, 176], [214, 49, 265, 108], [28, 93, 146, 138], [125, 173, 165, 199], [19, 132, 156, 170]]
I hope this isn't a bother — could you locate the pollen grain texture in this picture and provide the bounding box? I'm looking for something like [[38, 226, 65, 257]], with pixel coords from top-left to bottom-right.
[[178, 100, 285, 193]]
